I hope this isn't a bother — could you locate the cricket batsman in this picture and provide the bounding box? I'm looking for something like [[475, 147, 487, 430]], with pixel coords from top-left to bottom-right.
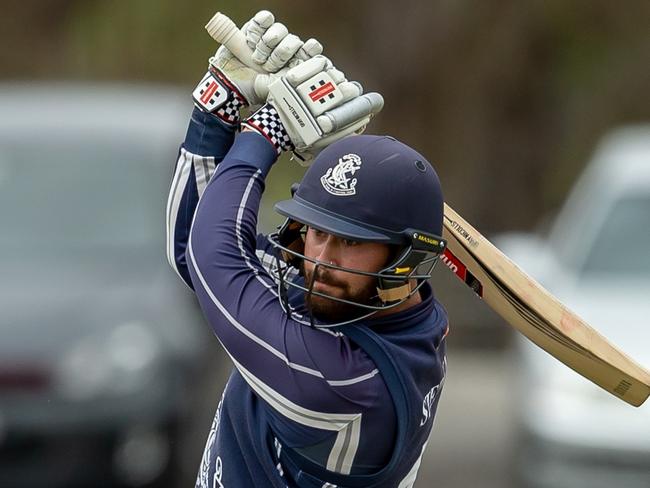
[[166, 11, 449, 487]]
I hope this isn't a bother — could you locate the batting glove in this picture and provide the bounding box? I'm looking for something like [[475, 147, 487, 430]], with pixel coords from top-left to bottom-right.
[[192, 10, 323, 125], [243, 55, 384, 163]]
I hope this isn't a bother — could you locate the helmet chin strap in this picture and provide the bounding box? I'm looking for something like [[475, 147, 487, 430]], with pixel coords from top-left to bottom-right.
[[376, 282, 412, 303], [375, 247, 421, 304]]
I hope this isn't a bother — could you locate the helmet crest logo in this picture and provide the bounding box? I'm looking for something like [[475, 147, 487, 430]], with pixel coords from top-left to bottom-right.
[[320, 154, 363, 196]]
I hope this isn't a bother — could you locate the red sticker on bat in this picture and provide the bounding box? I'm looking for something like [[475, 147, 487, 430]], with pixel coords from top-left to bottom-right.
[[442, 249, 466, 280], [442, 249, 484, 298]]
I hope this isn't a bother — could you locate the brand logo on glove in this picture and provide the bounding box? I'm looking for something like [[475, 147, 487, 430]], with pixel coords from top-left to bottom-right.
[[320, 154, 362, 196], [308, 80, 336, 104], [192, 72, 229, 113]]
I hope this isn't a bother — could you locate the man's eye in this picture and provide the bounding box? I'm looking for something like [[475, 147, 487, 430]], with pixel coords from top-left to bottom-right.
[[309, 228, 326, 238], [343, 239, 359, 247]]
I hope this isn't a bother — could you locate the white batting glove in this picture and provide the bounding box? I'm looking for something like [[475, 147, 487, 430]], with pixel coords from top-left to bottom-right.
[[243, 56, 384, 163], [192, 10, 323, 124]]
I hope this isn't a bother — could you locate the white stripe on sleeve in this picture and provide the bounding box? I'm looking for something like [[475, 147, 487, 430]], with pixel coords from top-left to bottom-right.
[[166, 149, 193, 278]]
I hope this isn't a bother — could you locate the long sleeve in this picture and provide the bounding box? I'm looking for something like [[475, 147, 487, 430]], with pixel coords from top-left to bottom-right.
[[166, 107, 238, 288]]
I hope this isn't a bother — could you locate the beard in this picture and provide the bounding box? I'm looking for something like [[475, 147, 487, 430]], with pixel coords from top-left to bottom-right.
[[302, 263, 378, 322]]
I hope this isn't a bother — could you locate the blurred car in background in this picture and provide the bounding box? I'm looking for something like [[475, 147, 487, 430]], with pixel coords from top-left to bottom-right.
[[495, 126, 650, 488], [0, 83, 215, 487]]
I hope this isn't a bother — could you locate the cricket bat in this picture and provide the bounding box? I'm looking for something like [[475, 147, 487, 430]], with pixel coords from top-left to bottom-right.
[[442, 203, 650, 407], [204, 12, 650, 407]]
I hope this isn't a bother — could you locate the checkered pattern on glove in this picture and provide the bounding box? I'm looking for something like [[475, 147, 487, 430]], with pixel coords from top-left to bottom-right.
[[241, 104, 293, 154], [210, 67, 247, 124], [214, 97, 244, 125]]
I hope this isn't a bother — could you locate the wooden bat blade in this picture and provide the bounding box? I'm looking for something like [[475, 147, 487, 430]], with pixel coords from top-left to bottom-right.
[[441, 203, 650, 407]]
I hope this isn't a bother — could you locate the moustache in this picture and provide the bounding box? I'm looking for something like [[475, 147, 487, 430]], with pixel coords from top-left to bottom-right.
[[307, 265, 346, 289]]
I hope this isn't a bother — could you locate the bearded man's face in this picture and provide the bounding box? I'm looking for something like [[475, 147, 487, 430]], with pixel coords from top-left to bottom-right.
[[302, 227, 391, 322]]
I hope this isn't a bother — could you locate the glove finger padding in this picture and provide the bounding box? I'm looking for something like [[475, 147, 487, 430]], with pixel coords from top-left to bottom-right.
[[243, 10, 275, 48], [293, 93, 383, 163], [316, 92, 383, 133], [284, 56, 329, 86], [288, 38, 324, 68], [336, 81, 363, 105], [293, 118, 371, 164], [253, 45, 327, 101], [295, 38, 324, 61], [263, 34, 304, 73], [252, 22, 289, 64], [267, 58, 384, 164], [327, 67, 347, 85]]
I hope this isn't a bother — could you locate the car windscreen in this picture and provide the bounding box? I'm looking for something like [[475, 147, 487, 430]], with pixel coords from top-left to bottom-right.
[[581, 194, 650, 277], [0, 139, 169, 253]]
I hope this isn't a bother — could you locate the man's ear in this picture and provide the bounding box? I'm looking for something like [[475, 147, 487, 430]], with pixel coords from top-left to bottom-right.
[[278, 219, 305, 269]]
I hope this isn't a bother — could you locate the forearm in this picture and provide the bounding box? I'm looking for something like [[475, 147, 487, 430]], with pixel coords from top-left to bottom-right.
[[166, 107, 239, 288], [188, 130, 277, 283]]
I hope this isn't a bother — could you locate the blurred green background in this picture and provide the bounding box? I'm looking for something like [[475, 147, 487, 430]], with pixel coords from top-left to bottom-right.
[[3, 0, 650, 230]]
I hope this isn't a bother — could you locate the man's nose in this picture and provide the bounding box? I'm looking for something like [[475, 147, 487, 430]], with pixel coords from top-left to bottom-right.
[[316, 236, 339, 265]]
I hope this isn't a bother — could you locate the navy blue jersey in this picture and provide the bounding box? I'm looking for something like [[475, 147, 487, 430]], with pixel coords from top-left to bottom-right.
[[166, 108, 449, 487]]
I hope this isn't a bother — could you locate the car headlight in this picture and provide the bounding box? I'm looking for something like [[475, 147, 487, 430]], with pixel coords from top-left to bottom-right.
[[55, 321, 162, 401]]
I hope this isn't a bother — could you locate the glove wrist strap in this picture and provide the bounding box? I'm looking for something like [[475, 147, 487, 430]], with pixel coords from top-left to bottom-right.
[[241, 104, 293, 154], [192, 68, 247, 125]]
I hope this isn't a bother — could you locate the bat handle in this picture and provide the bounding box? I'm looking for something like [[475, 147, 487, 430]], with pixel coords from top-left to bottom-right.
[[205, 12, 263, 72]]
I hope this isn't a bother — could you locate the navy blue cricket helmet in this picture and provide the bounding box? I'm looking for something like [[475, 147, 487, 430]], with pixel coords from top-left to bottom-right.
[[270, 134, 447, 316]]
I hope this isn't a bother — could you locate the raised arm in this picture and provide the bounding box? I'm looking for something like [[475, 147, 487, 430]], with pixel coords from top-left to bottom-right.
[[165, 10, 323, 288], [166, 109, 239, 288]]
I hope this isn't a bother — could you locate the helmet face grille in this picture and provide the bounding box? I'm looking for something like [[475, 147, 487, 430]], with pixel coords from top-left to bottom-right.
[[270, 135, 446, 326], [267, 228, 443, 328]]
